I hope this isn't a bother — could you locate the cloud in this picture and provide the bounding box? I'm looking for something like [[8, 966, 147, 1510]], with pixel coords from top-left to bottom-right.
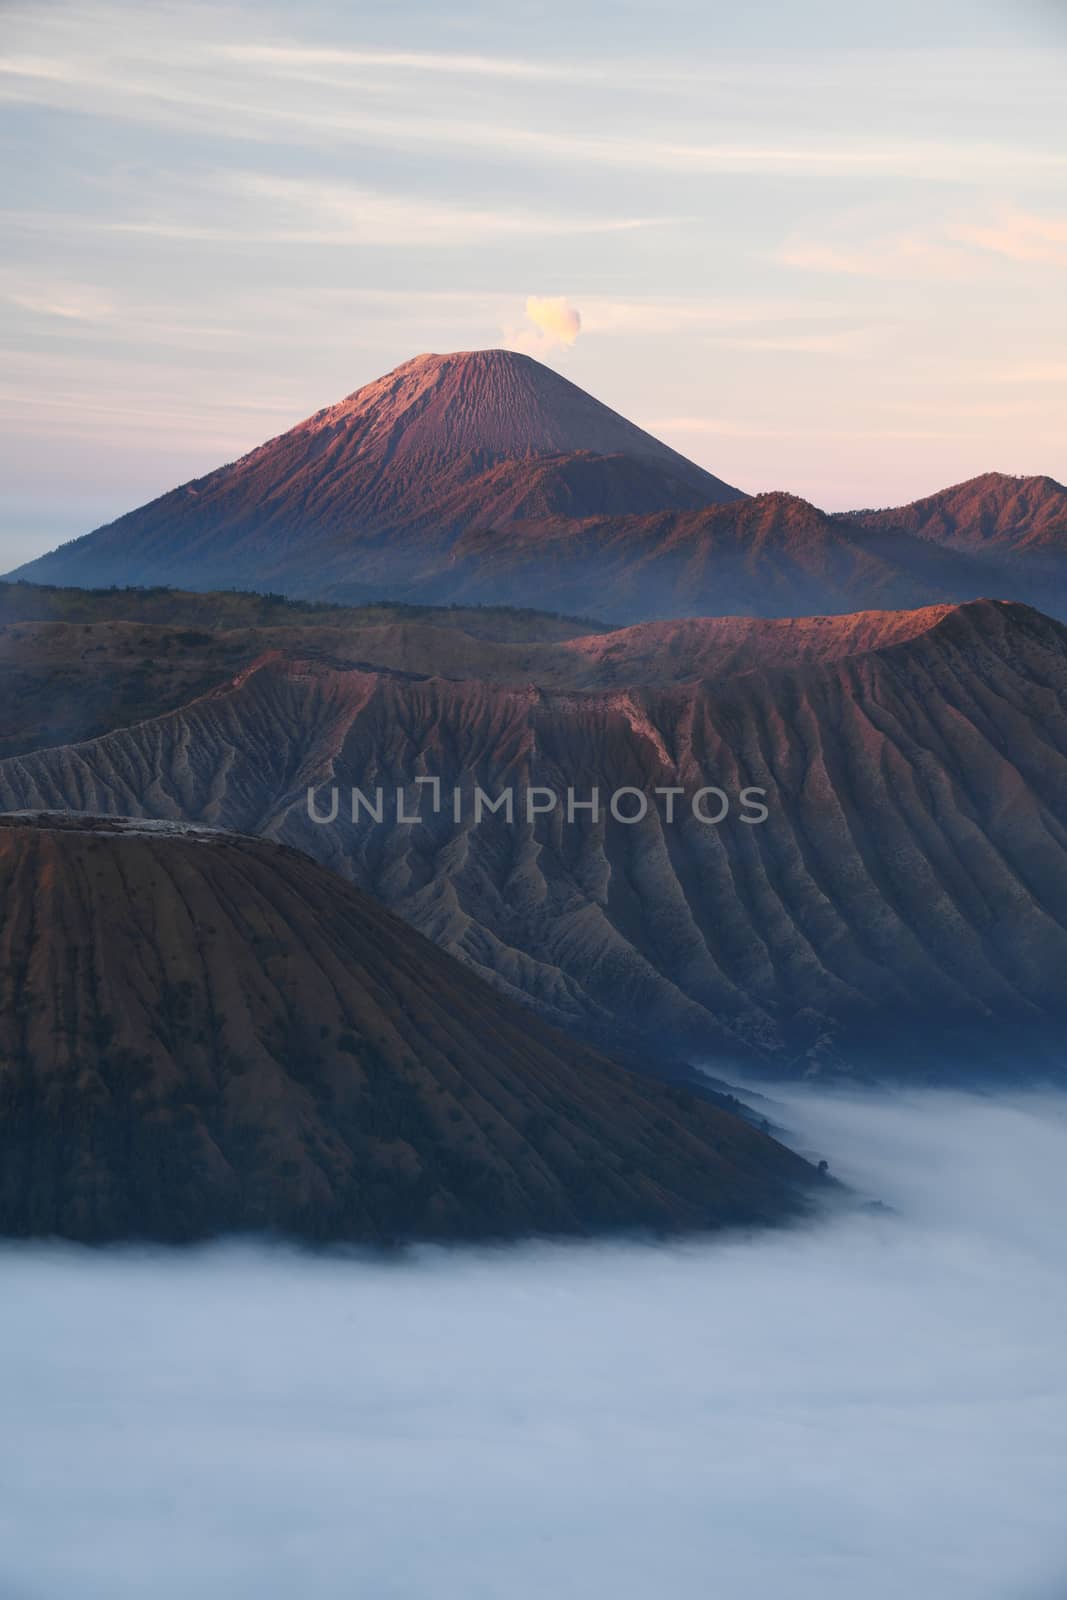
[[782, 210, 1067, 282], [507, 295, 583, 355], [231, 179, 658, 246], [949, 210, 1067, 264], [2, 281, 114, 321], [780, 232, 978, 282], [14, 174, 668, 251], [4, 11, 1067, 185], [985, 361, 1067, 384], [570, 300, 875, 349], [94, 176, 662, 249], [646, 415, 964, 442], [1, 1089, 1067, 1599], [523, 294, 582, 347], [216, 44, 605, 85]]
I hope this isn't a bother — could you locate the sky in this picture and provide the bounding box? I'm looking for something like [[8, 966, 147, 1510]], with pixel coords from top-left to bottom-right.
[[1, 0, 1066, 565], [2, 1085, 1066, 1599]]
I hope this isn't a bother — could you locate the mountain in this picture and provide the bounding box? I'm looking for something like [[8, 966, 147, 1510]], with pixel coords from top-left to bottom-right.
[[3, 599, 1066, 1078], [401, 490, 1032, 622], [0, 812, 818, 1243], [10, 354, 1058, 622], [843, 472, 1067, 558], [6, 350, 743, 595]]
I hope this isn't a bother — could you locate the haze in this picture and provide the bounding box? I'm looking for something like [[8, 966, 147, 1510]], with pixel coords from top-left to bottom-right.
[[2, 0, 1066, 564], [3, 1087, 1066, 1599]]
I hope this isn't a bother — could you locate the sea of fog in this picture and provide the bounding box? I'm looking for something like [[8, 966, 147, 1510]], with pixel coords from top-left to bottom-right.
[[2, 1086, 1066, 1600]]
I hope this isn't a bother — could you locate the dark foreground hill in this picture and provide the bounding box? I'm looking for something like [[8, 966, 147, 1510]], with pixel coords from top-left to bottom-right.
[[0, 813, 817, 1243], [2, 600, 1066, 1077]]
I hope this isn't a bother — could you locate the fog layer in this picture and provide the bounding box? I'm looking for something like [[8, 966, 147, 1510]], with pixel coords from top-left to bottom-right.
[[2, 1088, 1066, 1599]]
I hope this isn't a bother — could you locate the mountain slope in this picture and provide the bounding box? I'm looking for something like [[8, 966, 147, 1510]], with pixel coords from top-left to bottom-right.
[[7, 350, 742, 594], [3, 601, 1066, 1076], [0, 812, 817, 1243], [0, 592, 959, 758], [0, 592, 613, 757], [397, 491, 1040, 622], [844, 472, 1067, 558]]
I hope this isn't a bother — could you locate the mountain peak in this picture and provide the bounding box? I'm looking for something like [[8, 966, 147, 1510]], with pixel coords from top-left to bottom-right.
[[380, 347, 532, 382], [844, 470, 1067, 557], [398, 346, 533, 368], [303, 346, 731, 479], [7, 350, 744, 593]]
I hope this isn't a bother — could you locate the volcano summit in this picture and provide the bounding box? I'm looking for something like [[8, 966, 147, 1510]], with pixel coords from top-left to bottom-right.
[[8, 350, 742, 598], [12, 349, 1060, 622]]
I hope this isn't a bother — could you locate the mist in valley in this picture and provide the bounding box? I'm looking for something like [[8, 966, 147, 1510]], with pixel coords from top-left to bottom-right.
[[2, 1086, 1066, 1600]]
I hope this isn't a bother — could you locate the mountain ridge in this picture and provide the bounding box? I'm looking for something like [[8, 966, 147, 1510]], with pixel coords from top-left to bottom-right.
[[0, 585, 996, 762], [406, 490, 1043, 622], [2, 597, 1064, 1077], [842, 471, 1067, 558]]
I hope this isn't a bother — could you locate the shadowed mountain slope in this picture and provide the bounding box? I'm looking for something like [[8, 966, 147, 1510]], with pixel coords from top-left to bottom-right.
[[0, 813, 817, 1243], [415, 492, 1041, 622], [2, 601, 1066, 1077], [0, 590, 611, 757], [0, 589, 956, 758]]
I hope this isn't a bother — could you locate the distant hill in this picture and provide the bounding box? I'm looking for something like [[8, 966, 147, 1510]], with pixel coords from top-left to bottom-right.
[[0, 580, 608, 638], [0, 812, 817, 1243], [397, 490, 1033, 621], [842, 472, 1067, 559]]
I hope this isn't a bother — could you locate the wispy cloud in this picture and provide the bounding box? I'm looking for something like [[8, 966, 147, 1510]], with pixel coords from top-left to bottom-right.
[[216, 45, 606, 84], [949, 209, 1067, 264], [226, 176, 664, 245], [647, 416, 966, 441], [578, 299, 861, 335], [780, 232, 978, 282], [782, 209, 1067, 281], [709, 330, 874, 353], [501, 297, 871, 356], [3, 30, 1066, 183], [2, 282, 114, 321], [5, 178, 668, 249], [985, 361, 1067, 384]]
